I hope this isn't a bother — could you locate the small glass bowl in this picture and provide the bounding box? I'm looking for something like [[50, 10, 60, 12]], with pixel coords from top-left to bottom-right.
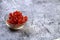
[[4, 14, 26, 30]]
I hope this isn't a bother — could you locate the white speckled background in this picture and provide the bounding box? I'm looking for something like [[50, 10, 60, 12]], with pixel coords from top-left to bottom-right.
[[0, 0, 60, 40]]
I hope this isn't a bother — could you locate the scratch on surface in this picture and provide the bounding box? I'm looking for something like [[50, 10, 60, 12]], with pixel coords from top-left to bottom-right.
[[44, 26, 51, 34]]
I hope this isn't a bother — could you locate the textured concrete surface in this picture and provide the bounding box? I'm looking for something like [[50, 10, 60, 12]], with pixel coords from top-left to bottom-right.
[[0, 0, 60, 40]]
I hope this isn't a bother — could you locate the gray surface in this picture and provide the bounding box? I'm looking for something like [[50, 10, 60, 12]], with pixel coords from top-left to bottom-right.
[[0, 0, 60, 40]]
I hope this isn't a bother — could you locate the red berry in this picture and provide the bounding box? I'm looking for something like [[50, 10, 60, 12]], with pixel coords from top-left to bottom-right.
[[7, 10, 28, 26], [24, 16, 28, 21]]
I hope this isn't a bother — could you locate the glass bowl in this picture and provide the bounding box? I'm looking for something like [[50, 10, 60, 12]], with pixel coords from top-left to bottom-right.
[[4, 14, 26, 30]]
